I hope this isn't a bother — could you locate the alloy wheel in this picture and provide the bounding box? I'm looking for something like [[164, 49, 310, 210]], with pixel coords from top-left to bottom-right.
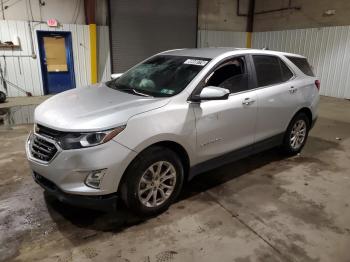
[[138, 161, 177, 208], [290, 119, 307, 149]]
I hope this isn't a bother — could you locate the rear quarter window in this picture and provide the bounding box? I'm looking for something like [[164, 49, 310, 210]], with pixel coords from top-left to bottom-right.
[[286, 56, 315, 76]]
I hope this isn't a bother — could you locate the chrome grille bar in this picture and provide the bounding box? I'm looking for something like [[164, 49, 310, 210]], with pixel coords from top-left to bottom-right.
[[29, 133, 58, 163]]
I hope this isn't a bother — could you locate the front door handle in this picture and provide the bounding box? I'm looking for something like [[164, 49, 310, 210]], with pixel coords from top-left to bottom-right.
[[289, 86, 297, 93], [242, 98, 255, 106]]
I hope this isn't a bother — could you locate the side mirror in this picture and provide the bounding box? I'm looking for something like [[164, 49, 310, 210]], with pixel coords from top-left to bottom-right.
[[191, 86, 230, 102], [111, 73, 123, 80]]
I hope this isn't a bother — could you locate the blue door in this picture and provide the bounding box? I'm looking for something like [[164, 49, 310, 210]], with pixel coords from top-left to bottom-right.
[[37, 31, 75, 94]]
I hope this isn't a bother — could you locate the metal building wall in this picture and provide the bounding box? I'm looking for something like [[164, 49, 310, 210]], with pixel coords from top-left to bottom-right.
[[0, 104, 36, 126], [0, 21, 109, 97], [197, 30, 247, 48], [252, 26, 350, 99]]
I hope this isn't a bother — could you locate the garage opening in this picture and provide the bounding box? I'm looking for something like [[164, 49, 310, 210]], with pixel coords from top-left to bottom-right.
[[109, 0, 198, 73]]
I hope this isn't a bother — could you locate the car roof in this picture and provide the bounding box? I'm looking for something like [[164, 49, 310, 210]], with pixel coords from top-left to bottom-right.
[[161, 47, 305, 59]]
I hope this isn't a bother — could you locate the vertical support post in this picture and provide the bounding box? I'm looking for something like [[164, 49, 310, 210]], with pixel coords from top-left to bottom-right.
[[246, 0, 255, 48], [85, 0, 97, 83], [246, 32, 252, 48], [89, 24, 97, 84]]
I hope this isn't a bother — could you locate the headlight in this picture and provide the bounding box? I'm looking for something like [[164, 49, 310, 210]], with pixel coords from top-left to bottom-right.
[[58, 125, 126, 150]]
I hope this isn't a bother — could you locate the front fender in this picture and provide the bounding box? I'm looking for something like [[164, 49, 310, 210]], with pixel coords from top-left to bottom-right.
[[114, 102, 197, 165]]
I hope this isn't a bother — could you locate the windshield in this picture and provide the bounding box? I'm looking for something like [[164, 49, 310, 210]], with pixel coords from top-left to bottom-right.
[[106, 55, 211, 97]]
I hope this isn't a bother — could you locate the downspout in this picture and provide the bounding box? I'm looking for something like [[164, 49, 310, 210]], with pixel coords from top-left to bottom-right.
[[28, 22, 37, 59], [236, 0, 247, 17]]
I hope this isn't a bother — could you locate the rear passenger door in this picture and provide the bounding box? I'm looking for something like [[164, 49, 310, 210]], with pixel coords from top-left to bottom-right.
[[251, 55, 299, 142]]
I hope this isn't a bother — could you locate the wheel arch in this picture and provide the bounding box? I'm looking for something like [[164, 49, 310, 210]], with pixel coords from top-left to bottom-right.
[[117, 140, 191, 193], [283, 107, 313, 140], [293, 107, 313, 126]]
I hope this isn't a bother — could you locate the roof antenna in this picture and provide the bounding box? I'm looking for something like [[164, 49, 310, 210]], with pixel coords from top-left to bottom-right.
[[262, 47, 269, 50]]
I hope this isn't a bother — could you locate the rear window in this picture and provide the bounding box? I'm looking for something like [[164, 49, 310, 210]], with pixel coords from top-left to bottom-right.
[[286, 56, 314, 76]]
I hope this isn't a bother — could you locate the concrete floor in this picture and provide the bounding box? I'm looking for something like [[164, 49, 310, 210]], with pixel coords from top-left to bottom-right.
[[0, 96, 350, 262]]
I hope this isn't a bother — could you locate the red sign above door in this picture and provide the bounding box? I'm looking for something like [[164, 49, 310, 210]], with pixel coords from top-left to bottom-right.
[[47, 19, 58, 27]]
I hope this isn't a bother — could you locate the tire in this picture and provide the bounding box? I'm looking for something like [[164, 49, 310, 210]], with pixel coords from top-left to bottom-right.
[[120, 146, 184, 217], [0, 91, 6, 103], [281, 112, 310, 155]]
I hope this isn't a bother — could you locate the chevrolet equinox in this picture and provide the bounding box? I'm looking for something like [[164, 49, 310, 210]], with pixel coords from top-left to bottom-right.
[[26, 48, 320, 216]]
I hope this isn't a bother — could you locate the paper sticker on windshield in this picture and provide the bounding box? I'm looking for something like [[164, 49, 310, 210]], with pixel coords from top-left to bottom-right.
[[160, 89, 175, 95], [184, 59, 208, 66]]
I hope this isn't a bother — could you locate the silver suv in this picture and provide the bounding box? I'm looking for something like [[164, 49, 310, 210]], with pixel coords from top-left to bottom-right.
[[26, 48, 320, 216]]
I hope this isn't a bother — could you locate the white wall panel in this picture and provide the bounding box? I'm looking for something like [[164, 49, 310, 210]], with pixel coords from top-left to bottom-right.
[[252, 26, 350, 99], [197, 30, 247, 48], [0, 20, 94, 97]]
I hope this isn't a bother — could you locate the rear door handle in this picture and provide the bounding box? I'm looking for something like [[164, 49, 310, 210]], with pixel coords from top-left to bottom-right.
[[289, 86, 297, 93], [242, 98, 255, 105]]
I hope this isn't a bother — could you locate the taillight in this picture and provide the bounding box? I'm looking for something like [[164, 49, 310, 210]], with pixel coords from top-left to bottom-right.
[[315, 80, 320, 91]]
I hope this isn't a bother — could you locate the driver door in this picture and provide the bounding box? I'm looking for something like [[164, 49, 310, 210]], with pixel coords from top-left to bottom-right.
[[192, 56, 258, 163]]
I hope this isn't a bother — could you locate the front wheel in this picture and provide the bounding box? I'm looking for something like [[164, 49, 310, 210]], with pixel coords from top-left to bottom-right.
[[120, 146, 184, 217], [281, 113, 310, 155]]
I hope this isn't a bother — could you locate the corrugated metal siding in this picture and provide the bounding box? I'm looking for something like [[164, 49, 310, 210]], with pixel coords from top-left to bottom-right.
[[97, 26, 111, 82], [252, 26, 350, 99], [0, 20, 93, 97], [197, 30, 247, 48], [0, 104, 36, 126]]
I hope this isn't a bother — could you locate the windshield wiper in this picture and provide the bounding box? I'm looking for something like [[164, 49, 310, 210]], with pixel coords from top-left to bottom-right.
[[132, 89, 152, 97], [111, 84, 152, 97]]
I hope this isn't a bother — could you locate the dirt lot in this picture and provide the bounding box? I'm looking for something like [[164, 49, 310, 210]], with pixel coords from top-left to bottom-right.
[[0, 96, 350, 262]]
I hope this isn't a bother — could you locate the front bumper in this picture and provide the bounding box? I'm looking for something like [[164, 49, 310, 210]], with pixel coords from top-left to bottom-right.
[[33, 172, 118, 211], [26, 132, 137, 197]]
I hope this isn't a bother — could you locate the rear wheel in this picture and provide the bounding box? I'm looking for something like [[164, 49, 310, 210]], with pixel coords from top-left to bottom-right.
[[120, 146, 184, 217], [282, 113, 310, 155]]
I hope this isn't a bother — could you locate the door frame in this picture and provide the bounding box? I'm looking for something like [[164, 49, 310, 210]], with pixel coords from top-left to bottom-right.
[[189, 54, 256, 99], [37, 31, 76, 95]]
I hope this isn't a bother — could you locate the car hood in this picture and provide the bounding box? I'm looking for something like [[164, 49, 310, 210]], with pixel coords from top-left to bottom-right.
[[35, 83, 170, 132]]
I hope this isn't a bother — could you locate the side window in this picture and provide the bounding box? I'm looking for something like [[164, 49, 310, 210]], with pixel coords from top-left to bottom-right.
[[286, 56, 315, 76], [206, 57, 248, 93], [253, 55, 283, 87], [253, 55, 294, 87], [280, 60, 294, 81]]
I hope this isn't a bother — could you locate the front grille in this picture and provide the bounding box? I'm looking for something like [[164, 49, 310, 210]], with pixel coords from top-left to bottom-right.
[[30, 134, 58, 162], [36, 124, 64, 139]]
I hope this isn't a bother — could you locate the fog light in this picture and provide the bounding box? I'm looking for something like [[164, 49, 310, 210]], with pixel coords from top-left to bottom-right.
[[85, 169, 107, 189]]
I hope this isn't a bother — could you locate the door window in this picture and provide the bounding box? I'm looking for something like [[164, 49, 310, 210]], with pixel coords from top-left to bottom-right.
[[253, 55, 294, 87], [206, 57, 248, 93], [43, 36, 68, 72]]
